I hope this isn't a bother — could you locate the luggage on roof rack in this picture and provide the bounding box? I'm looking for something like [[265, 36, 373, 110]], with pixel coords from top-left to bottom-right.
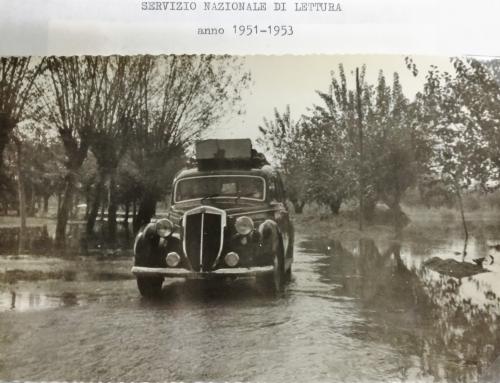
[[194, 139, 268, 170]]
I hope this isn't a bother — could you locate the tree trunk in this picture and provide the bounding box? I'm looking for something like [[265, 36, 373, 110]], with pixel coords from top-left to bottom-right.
[[43, 195, 49, 215], [100, 200, 106, 221], [329, 198, 342, 215], [132, 199, 137, 222], [124, 201, 130, 223], [389, 202, 406, 235], [297, 201, 305, 214], [36, 196, 42, 216], [356, 68, 365, 231], [0, 113, 15, 171], [454, 179, 468, 257], [291, 199, 305, 214], [14, 139, 27, 253], [363, 198, 377, 222], [462, 236, 469, 261], [55, 171, 77, 248], [27, 186, 35, 217], [71, 194, 79, 219], [457, 192, 468, 240], [107, 169, 118, 241], [86, 170, 105, 235], [57, 191, 62, 216], [84, 192, 90, 219], [133, 192, 157, 233]]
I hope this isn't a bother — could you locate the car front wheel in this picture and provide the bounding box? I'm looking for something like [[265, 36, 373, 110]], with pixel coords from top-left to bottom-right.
[[137, 277, 163, 297], [260, 252, 285, 294]]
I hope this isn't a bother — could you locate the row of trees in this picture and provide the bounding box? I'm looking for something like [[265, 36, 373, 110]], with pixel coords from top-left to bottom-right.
[[0, 56, 249, 247], [259, 58, 500, 235]]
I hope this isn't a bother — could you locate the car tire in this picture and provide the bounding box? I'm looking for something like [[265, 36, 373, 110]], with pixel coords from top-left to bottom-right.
[[137, 277, 163, 298], [260, 251, 284, 294]]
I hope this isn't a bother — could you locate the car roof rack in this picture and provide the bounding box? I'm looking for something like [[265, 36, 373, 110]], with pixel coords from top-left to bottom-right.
[[190, 139, 269, 170]]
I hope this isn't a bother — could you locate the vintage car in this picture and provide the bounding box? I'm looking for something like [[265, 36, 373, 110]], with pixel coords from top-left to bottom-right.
[[131, 139, 294, 297]]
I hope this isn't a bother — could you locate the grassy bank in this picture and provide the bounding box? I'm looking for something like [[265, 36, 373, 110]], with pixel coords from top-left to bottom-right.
[[292, 202, 500, 245]]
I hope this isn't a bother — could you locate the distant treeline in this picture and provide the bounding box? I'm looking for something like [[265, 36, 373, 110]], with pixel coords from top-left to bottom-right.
[[2, 56, 500, 247], [258, 59, 500, 235]]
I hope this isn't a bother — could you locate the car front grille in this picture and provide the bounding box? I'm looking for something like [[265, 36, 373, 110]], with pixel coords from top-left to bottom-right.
[[183, 207, 226, 271]]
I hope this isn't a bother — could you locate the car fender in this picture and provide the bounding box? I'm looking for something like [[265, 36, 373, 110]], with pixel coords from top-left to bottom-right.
[[134, 222, 177, 268], [134, 223, 159, 266], [258, 219, 284, 266]]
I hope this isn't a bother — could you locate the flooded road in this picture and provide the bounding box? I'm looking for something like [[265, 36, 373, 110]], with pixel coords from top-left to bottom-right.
[[2, 231, 500, 382]]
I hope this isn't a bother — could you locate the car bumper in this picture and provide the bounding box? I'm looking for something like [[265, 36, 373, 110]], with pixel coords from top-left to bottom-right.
[[131, 265, 274, 279]]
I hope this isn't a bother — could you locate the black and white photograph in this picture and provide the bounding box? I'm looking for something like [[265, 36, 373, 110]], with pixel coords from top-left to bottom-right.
[[2, 54, 500, 382]]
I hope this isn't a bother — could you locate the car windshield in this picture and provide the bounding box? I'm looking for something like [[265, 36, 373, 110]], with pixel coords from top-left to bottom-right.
[[175, 176, 265, 202]]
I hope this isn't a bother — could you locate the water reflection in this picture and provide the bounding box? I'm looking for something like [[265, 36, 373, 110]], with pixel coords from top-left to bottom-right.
[[0, 222, 134, 256], [0, 225, 52, 255], [306, 237, 500, 382], [2, 227, 500, 381], [0, 290, 81, 312]]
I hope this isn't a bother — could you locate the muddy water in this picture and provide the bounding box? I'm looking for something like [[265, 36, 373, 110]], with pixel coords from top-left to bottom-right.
[[1, 232, 500, 382]]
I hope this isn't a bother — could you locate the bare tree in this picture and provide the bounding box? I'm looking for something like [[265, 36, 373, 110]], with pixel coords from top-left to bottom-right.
[[86, 56, 151, 239], [131, 55, 250, 231], [40, 56, 110, 247]]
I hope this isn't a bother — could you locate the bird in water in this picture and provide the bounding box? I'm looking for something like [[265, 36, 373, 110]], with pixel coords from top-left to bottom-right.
[[472, 254, 495, 267]]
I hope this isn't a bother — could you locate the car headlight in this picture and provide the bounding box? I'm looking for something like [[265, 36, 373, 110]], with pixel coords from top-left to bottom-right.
[[166, 252, 181, 267], [224, 252, 240, 267], [155, 219, 173, 237], [235, 216, 254, 235]]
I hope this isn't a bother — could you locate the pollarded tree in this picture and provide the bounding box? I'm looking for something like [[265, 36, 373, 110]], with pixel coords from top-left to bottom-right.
[[40, 56, 111, 247], [86, 56, 151, 239], [258, 106, 309, 213], [131, 55, 250, 231]]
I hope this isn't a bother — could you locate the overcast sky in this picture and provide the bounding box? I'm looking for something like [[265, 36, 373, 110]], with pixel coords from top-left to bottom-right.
[[207, 55, 453, 145]]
